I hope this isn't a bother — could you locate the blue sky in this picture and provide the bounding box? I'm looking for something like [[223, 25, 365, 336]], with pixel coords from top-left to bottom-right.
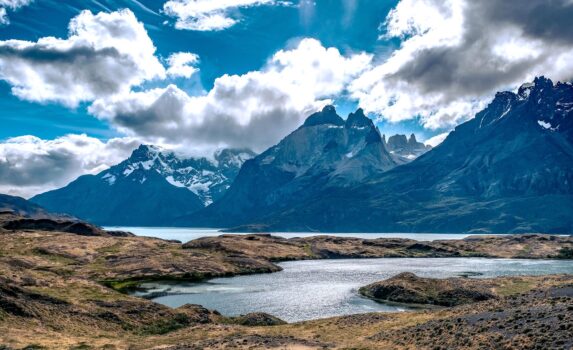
[[0, 0, 427, 141], [1, 0, 572, 197]]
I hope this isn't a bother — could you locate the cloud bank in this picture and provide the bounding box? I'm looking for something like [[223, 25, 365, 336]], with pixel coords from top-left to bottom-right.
[[351, 0, 573, 129], [0, 9, 165, 107], [0, 135, 140, 198], [89, 38, 372, 152]]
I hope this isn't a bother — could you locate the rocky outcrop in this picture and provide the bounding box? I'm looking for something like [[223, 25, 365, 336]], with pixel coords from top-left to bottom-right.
[[359, 272, 497, 306]]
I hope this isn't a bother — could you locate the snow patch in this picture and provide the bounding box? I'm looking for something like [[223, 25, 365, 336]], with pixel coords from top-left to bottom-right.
[[537, 120, 551, 129], [166, 176, 186, 188], [101, 173, 116, 185]]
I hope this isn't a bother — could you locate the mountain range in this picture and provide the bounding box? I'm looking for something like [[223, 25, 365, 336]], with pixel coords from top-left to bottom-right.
[[180, 106, 400, 227], [27, 77, 573, 233], [204, 76, 573, 233], [31, 146, 255, 226]]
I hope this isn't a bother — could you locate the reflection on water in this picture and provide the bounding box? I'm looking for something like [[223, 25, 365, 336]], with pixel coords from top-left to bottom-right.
[[132, 258, 573, 322]]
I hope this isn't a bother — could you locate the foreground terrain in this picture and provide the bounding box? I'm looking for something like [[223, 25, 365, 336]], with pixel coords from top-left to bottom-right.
[[0, 216, 572, 349]]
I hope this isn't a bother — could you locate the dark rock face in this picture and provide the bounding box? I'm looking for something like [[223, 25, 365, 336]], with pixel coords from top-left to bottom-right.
[[184, 106, 398, 227], [223, 77, 573, 233], [31, 146, 255, 226]]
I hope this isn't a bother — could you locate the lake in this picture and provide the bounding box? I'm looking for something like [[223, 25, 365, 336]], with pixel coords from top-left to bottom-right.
[[131, 257, 573, 322], [104, 226, 506, 243]]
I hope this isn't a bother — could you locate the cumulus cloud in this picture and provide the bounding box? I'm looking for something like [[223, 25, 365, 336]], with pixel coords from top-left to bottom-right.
[[350, 0, 573, 130], [163, 0, 284, 31], [0, 134, 140, 198], [89, 38, 372, 152], [0, 0, 32, 25], [0, 9, 166, 107], [424, 132, 449, 148], [166, 52, 199, 78]]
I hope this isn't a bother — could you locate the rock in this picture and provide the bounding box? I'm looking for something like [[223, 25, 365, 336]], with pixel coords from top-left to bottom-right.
[[359, 272, 497, 306], [234, 312, 287, 326]]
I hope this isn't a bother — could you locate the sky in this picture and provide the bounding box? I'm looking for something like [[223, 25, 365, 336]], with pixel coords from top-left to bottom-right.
[[1, 0, 573, 197]]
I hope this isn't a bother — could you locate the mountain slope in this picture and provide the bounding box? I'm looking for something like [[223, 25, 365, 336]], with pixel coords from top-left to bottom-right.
[[221, 77, 573, 233], [184, 106, 399, 227], [32, 145, 255, 226], [0, 194, 54, 218]]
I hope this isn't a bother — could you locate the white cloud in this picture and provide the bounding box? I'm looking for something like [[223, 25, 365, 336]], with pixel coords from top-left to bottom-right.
[[166, 52, 199, 78], [0, 134, 140, 198], [0, 7, 7, 25], [350, 0, 573, 130], [0, 0, 31, 25], [163, 0, 282, 31], [424, 132, 449, 148], [0, 9, 166, 107], [89, 38, 372, 152]]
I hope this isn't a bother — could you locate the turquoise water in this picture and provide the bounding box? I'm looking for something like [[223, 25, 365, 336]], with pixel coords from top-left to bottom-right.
[[104, 226, 505, 244], [132, 258, 573, 322]]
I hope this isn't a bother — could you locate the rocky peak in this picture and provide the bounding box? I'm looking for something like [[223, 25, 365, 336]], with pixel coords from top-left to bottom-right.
[[408, 133, 418, 145], [387, 134, 408, 149], [129, 144, 161, 162], [385, 133, 431, 162], [345, 108, 372, 129], [302, 105, 344, 127]]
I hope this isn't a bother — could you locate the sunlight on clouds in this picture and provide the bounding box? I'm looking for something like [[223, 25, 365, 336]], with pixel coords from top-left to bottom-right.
[[0, 134, 140, 198], [351, 0, 573, 130], [0, 9, 166, 107], [89, 38, 372, 152], [423, 132, 449, 148], [166, 52, 200, 78], [163, 0, 280, 31]]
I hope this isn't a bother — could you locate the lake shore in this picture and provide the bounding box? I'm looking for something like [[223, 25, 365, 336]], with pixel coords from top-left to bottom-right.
[[1, 218, 572, 349]]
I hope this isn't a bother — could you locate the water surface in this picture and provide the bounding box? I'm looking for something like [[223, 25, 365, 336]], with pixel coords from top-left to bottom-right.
[[133, 258, 573, 322], [105, 226, 504, 243]]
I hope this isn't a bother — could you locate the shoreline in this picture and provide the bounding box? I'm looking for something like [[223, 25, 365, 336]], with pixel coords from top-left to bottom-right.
[[1, 224, 573, 349]]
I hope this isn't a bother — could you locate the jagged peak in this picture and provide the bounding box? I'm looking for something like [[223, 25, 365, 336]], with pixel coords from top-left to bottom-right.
[[345, 108, 373, 129], [129, 144, 163, 160], [408, 133, 417, 144], [518, 76, 555, 99], [302, 105, 344, 127], [388, 134, 408, 145]]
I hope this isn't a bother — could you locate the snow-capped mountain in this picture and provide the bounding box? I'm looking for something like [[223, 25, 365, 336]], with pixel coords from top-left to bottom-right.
[[100, 145, 255, 206], [31, 145, 255, 226]]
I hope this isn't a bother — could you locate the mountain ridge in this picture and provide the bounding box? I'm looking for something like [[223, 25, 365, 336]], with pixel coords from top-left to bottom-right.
[[213, 77, 573, 233], [31, 145, 255, 226]]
